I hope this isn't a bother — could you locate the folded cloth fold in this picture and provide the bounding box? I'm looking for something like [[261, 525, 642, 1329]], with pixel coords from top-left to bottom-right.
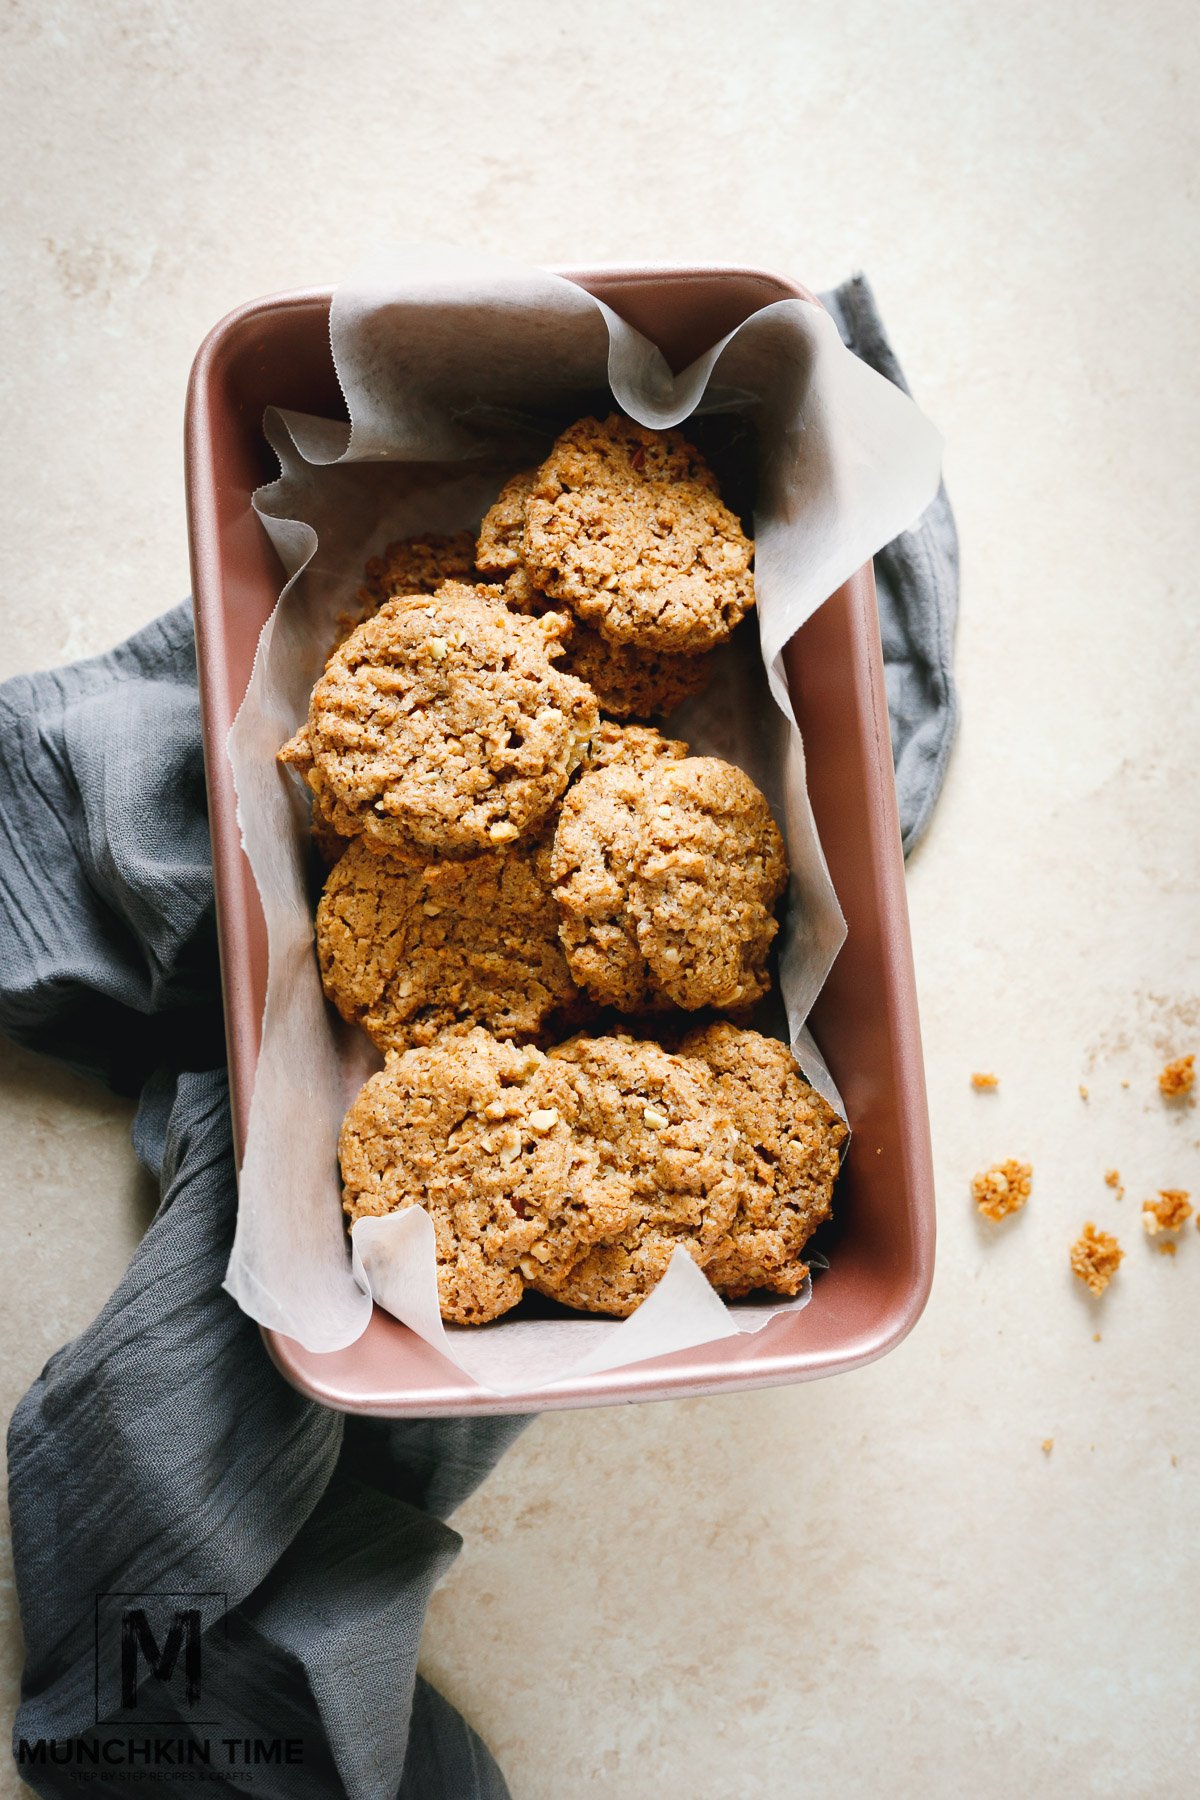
[[2, 277, 956, 1798]]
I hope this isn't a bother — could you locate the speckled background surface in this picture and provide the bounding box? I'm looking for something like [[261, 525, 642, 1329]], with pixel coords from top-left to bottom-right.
[[2, 3, 1198, 1795]]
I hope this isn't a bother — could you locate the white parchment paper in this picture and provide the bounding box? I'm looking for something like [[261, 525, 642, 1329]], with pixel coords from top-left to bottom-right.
[[225, 246, 942, 1392]]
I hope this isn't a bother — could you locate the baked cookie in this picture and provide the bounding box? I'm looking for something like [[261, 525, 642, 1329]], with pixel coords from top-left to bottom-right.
[[529, 1035, 741, 1317], [522, 415, 755, 653], [334, 531, 478, 649], [630, 757, 787, 1010], [316, 833, 582, 1050], [549, 756, 787, 1012], [549, 765, 660, 1012], [578, 721, 689, 776], [297, 583, 598, 858], [339, 1031, 629, 1325], [478, 463, 716, 716], [476, 470, 536, 578], [562, 620, 713, 720], [681, 1024, 845, 1298]]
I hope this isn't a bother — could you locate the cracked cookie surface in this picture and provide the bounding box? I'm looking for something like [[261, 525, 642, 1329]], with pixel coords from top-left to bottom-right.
[[529, 1035, 741, 1317], [630, 757, 787, 1009], [549, 756, 787, 1012], [681, 1024, 845, 1298], [316, 833, 583, 1050], [522, 415, 755, 653], [478, 467, 715, 717], [339, 1030, 628, 1324], [300, 583, 598, 858]]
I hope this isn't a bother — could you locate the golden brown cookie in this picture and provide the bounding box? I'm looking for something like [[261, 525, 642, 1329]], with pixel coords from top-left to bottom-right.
[[476, 470, 536, 578], [339, 1031, 629, 1325], [549, 756, 787, 1012], [578, 721, 689, 776], [562, 621, 713, 720], [681, 1024, 845, 1298], [522, 415, 755, 653], [315, 834, 583, 1050], [630, 757, 787, 1010], [334, 532, 478, 649], [299, 583, 598, 858], [529, 1035, 741, 1317], [549, 765, 660, 1012], [478, 468, 714, 718]]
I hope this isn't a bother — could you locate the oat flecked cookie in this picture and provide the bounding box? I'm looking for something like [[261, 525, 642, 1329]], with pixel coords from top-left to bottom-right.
[[522, 415, 755, 653], [529, 1035, 742, 1317], [315, 834, 583, 1050], [550, 756, 787, 1012], [339, 1031, 628, 1324], [578, 721, 689, 776], [550, 765, 662, 1011], [294, 583, 598, 858], [478, 467, 715, 718], [333, 532, 478, 649], [630, 758, 787, 1009], [681, 1025, 846, 1298]]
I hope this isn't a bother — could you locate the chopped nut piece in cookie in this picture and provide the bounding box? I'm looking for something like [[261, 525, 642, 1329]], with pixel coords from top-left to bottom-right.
[[1159, 1054, 1195, 1098], [971, 1159, 1032, 1221], [970, 1071, 999, 1090], [1070, 1222, 1124, 1296], [1141, 1189, 1192, 1235]]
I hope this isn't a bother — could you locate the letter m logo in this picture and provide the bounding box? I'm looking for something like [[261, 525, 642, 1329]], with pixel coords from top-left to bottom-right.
[[120, 1607, 202, 1708]]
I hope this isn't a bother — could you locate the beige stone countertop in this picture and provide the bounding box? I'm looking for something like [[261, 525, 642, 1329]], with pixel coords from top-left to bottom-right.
[[2, 3, 1198, 1795]]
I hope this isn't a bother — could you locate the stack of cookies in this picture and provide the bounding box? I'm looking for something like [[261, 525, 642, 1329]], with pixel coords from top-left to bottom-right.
[[279, 413, 846, 1325]]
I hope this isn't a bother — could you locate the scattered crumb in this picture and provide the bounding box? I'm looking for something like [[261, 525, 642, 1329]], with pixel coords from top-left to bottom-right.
[[972, 1159, 1032, 1221], [971, 1071, 999, 1091], [1172, 1455, 1179, 1468], [1121, 1079, 1130, 1089], [1070, 1222, 1124, 1296], [1159, 1054, 1195, 1099], [1079, 1084, 1089, 1101], [1041, 1438, 1054, 1455], [1104, 1168, 1124, 1200], [1158, 1241, 1178, 1257], [1092, 1333, 1102, 1342], [1141, 1189, 1193, 1235]]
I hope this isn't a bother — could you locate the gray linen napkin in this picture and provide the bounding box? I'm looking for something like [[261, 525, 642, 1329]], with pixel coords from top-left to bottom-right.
[[3, 279, 956, 1798]]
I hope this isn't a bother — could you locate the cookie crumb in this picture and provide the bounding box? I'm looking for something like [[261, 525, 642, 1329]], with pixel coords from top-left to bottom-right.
[[1104, 1168, 1124, 1199], [1159, 1054, 1195, 1098], [970, 1071, 999, 1090], [1142, 1189, 1192, 1235], [1158, 1240, 1178, 1257], [1172, 1455, 1179, 1468], [1078, 1084, 1089, 1101], [1092, 1332, 1102, 1342], [1041, 1438, 1054, 1455], [971, 1159, 1032, 1221], [1070, 1222, 1123, 1295], [1121, 1079, 1130, 1089]]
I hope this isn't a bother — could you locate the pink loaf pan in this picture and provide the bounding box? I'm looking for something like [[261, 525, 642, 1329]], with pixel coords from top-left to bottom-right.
[[185, 265, 936, 1416]]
